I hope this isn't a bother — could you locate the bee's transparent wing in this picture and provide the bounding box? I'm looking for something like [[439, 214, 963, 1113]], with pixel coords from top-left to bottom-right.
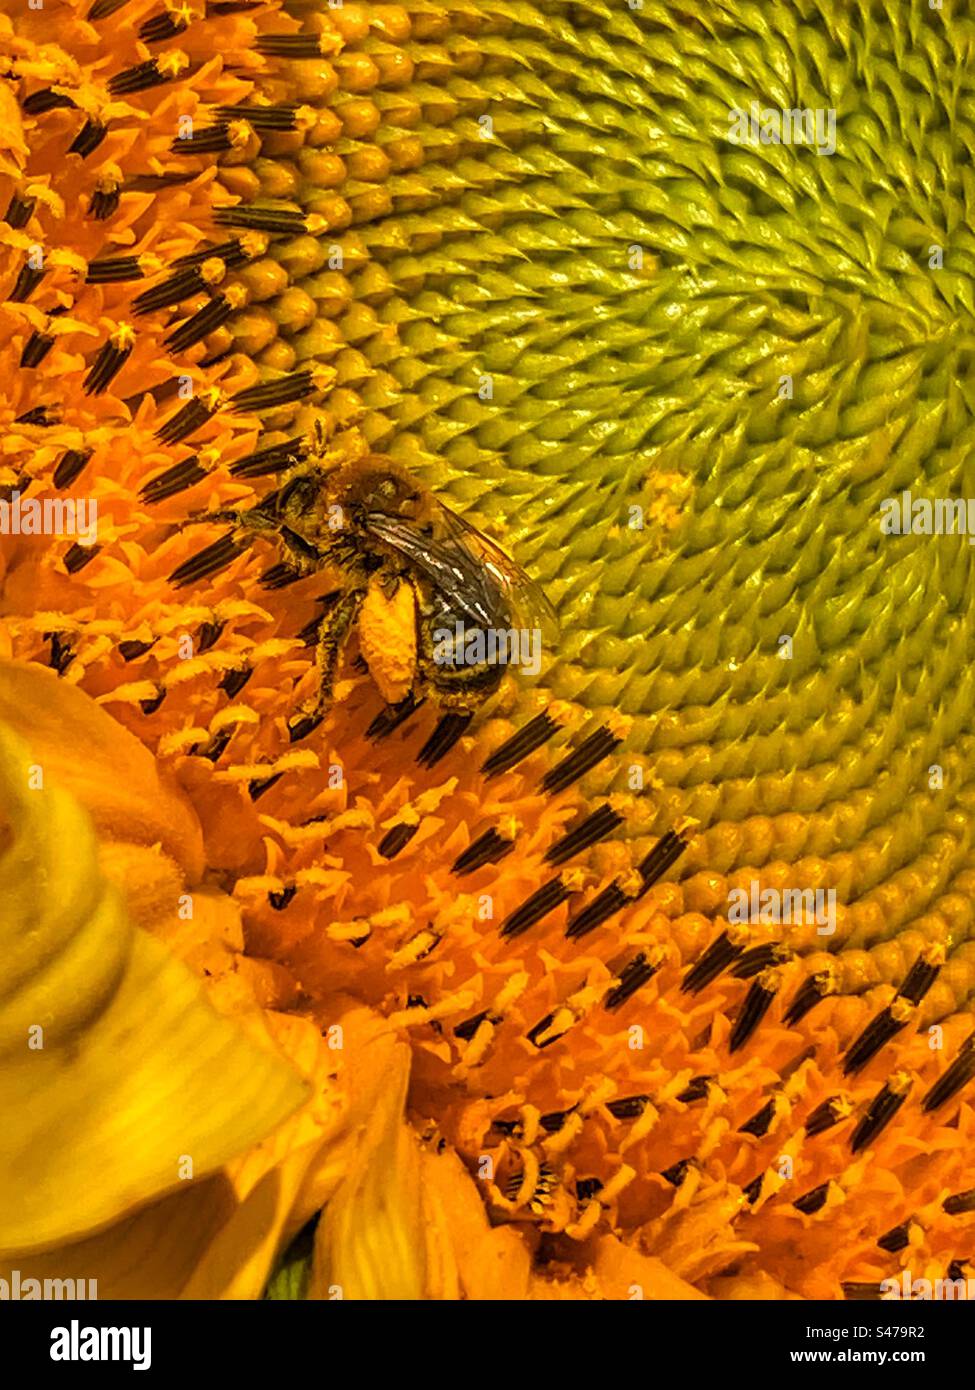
[[365, 502, 558, 637], [363, 511, 500, 628], [433, 502, 559, 638]]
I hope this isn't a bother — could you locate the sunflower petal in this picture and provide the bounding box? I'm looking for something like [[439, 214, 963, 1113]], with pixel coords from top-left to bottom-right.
[[0, 721, 310, 1255]]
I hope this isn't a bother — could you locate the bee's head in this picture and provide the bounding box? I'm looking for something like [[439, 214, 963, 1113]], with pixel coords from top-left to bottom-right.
[[349, 460, 418, 515]]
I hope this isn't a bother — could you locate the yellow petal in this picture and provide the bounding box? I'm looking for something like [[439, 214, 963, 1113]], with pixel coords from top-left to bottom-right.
[[0, 721, 310, 1255], [417, 1145, 532, 1300], [0, 660, 203, 881], [308, 1012, 418, 1300]]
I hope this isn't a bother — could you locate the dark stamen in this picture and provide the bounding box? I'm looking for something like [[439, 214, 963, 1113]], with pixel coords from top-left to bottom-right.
[[454, 1010, 494, 1042], [69, 119, 107, 158], [793, 1181, 830, 1214], [8, 263, 46, 303], [576, 1178, 603, 1202], [16, 405, 59, 426], [489, 1117, 521, 1138], [843, 1001, 913, 1076], [229, 434, 306, 477], [366, 693, 425, 740], [565, 880, 630, 940], [214, 102, 300, 130], [606, 1094, 650, 1120], [171, 123, 235, 155], [118, 638, 155, 662], [842, 1283, 887, 1301], [83, 336, 133, 395], [140, 686, 166, 715], [732, 943, 792, 979], [165, 293, 235, 353], [140, 455, 207, 504], [47, 631, 74, 675], [729, 969, 780, 1053], [255, 33, 328, 57], [943, 1188, 975, 1216], [637, 828, 688, 886], [259, 562, 302, 590], [922, 1032, 975, 1113], [268, 885, 296, 911], [53, 449, 92, 489], [526, 1009, 571, 1049], [155, 395, 219, 445], [89, 186, 120, 220], [661, 1157, 695, 1188], [133, 267, 205, 315], [417, 712, 472, 769], [108, 58, 182, 97], [743, 1173, 764, 1205], [682, 930, 745, 994], [22, 89, 77, 115], [878, 1221, 911, 1253], [196, 727, 234, 762], [197, 619, 225, 652], [86, 255, 145, 284], [20, 330, 54, 368], [604, 951, 660, 1012], [784, 969, 835, 1025], [805, 1095, 851, 1137], [219, 667, 252, 699], [481, 709, 562, 777], [231, 370, 317, 412], [214, 206, 309, 235], [140, 8, 190, 41], [378, 822, 419, 860], [501, 876, 576, 939], [540, 1107, 575, 1133], [64, 543, 101, 574], [541, 724, 621, 796], [544, 803, 623, 866], [897, 948, 943, 1005], [5, 194, 35, 229], [249, 772, 283, 801], [851, 1074, 911, 1152], [676, 1075, 713, 1103], [739, 1098, 777, 1138], [287, 712, 322, 742], [173, 238, 253, 270], [88, 0, 130, 16], [452, 826, 516, 876], [169, 533, 243, 587]]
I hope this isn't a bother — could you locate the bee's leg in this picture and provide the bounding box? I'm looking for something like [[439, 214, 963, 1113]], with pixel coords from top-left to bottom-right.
[[288, 587, 365, 740], [179, 505, 279, 533], [173, 505, 323, 591]]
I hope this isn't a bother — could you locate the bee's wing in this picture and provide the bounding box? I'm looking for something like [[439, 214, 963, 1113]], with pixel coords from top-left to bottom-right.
[[363, 511, 500, 628], [365, 503, 558, 637], [430, 502, 559, 637]]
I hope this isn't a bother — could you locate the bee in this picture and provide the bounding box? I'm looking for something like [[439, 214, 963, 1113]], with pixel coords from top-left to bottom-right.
[[171, 447, 557, 736]]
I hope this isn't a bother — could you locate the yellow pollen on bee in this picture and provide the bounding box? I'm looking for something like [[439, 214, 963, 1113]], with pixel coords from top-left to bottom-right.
[[358, 578, 417, 706]]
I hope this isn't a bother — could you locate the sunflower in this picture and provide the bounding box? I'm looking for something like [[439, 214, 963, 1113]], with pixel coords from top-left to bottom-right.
[[2, 0, 975, 1301]]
